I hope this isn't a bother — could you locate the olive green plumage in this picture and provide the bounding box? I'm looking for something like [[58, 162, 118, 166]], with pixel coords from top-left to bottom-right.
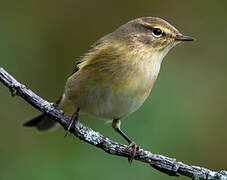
[[23, 17, 193, 147]]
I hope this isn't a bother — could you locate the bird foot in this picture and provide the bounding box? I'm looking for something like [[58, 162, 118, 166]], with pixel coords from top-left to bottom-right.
[[127, 141, 140, 163], [64, 108, 79, 137]]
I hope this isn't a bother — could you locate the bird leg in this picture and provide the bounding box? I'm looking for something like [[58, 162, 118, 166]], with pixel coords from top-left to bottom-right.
[[112, 119, 139, 163], [65, 107, 80, 137]]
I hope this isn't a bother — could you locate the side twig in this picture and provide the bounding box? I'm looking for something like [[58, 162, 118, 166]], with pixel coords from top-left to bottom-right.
[[0, 67, 226, 180]]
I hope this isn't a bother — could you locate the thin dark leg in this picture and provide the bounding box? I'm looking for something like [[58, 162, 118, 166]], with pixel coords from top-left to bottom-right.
[[65, 108, 80, 137], [116, 128, 132, 144], [112, 119, 139, 163]]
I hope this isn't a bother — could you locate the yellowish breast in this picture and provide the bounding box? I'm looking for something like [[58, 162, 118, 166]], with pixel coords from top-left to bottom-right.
[[63, 43, 164, 120]]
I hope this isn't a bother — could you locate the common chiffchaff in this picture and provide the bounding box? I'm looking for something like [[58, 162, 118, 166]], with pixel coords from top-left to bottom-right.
[[24, 17, 194, 160]]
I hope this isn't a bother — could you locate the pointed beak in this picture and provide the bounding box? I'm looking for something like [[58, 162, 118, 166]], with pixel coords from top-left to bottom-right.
[[175, 34, 195, 41]]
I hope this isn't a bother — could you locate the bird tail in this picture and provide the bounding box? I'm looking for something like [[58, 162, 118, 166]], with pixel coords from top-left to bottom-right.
[[23, 113, 57, 131], [23, 96, 62, 131]]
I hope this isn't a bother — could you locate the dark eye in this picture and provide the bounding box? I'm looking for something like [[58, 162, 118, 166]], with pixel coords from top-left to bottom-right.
[[152, 28, 162, 37]]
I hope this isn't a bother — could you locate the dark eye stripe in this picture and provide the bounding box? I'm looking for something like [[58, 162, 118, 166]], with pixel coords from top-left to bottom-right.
[[139, 24, 166, 37], [140, 24, 154, 31]]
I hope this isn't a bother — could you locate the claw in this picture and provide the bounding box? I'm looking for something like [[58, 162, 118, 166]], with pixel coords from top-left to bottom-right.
[[64, 117, 76, 137], [127, 141, 139, 163], [64, 108, 80, 137]]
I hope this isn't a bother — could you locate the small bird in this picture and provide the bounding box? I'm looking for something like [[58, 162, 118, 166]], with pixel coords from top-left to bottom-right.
[[23, 17, 194, 161]]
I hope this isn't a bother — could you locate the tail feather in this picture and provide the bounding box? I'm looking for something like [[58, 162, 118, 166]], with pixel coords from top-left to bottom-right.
[[23, 96, 63, 131], [23, 114, 57, 131]]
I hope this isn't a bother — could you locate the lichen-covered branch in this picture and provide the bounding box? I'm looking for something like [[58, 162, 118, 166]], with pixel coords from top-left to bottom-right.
[[0, 67, 226, 180]]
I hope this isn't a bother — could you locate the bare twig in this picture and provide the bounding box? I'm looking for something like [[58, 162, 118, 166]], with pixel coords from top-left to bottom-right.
[[0, 67, 226, 180]]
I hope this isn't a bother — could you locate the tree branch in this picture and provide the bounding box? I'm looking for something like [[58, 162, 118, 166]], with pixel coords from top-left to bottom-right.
[[0, 67, 226, 180]]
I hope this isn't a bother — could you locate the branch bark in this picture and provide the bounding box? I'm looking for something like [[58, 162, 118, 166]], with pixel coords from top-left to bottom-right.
[[0, 67, 226, 180]]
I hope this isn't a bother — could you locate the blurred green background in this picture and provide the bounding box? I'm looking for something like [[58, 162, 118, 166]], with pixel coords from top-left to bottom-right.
[[0, 0, 226, 179]]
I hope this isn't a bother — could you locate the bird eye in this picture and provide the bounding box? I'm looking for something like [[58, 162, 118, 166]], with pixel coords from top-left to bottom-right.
[[152, 28, 162, 38]]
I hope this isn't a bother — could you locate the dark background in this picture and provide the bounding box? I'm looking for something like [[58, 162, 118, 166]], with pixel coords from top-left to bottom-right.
[[0, 1, 226, 180]]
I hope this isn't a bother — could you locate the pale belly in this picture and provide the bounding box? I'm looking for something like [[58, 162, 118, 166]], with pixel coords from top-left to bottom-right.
[[79, 83, 150, 119], [63, 52, 162, 120], [63, 70, 156, 120]]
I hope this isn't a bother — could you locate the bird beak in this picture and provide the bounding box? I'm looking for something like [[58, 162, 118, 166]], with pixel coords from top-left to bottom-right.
[[175, 34, 195, 41]]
